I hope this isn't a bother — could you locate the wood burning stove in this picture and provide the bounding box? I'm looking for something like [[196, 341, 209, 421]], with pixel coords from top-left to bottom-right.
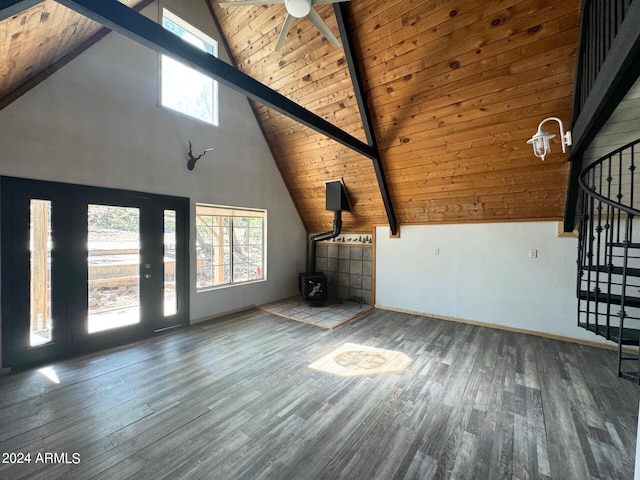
[[300, 180, 350, 305], [299, 273, 327, 302]]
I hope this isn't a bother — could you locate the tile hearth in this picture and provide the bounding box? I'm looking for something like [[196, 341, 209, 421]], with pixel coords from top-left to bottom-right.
[[258, 296, 373, 329]]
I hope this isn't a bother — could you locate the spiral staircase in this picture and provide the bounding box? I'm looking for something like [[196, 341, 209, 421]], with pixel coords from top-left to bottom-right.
[[577, 137, 640, 382]]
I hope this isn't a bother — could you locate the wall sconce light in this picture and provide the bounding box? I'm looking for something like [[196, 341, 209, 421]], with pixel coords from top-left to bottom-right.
[[526, 117, 572, 161]]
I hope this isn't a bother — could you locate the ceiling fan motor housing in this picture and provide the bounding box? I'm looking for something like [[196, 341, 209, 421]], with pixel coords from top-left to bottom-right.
[[285, 0, 312, 18]]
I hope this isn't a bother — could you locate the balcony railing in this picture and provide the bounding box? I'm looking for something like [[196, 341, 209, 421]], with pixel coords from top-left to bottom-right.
[[573, 0, 634, 122]]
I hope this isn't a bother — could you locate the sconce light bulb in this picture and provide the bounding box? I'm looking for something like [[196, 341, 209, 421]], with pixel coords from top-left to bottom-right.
[[528, 130, 554, 161], [534, 141, 547, 160]]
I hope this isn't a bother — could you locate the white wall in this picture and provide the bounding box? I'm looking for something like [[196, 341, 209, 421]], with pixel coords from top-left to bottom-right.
[[375, 221, 610, 344], [583, 75, 640, 165], [0, 0, 306, 361]]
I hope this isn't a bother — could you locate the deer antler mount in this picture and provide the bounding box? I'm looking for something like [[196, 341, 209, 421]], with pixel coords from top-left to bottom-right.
[[187, 139, 214, 171]]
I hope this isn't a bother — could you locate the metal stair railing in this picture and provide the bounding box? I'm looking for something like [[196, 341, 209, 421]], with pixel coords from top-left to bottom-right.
[[577, 137, 640, 382]]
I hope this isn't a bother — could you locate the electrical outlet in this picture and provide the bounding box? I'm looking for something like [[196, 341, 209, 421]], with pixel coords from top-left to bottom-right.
[[434, 247, 440, 255], [529, 249, 538, 259]]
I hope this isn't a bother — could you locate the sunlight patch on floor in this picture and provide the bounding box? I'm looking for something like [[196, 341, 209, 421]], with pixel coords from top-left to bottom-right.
[[37, 366, 60, 384], [309, 343, 412, 377]]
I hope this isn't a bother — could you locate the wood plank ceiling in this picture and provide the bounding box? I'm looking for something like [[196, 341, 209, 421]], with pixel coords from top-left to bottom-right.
[[212, 0, 581, 233], [0, 0, 144, 109], [0, 0, 581, 234]]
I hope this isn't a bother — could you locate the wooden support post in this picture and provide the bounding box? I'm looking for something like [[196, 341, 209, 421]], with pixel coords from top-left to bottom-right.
[[29, 200, 50, 334], [214, 221, 225, 285]]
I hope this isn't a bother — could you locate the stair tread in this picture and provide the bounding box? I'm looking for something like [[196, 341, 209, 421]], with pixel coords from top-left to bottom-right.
[[584, 265, 640, 277], [578, 322, 640, 345], [578, 290, 640, 308]]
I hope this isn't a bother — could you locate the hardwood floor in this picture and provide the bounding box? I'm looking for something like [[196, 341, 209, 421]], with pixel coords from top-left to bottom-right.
[[0, 308, 637, 479]]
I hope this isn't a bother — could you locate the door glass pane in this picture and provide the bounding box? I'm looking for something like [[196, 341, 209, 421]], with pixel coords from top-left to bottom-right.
[[30, 200, 52, 346], [164, 209, 177, 316], [87, 205, 140, 334]]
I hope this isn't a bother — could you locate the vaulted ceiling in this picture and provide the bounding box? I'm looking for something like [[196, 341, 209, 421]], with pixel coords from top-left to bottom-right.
[[0, 0, 581, 234], [0, 0, 148, 108]]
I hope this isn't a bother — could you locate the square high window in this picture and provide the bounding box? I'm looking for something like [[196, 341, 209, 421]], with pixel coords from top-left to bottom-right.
[[161, 8, 219, 126]]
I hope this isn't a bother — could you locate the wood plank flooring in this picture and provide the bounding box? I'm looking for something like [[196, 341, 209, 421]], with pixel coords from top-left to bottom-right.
[[0, 308, 637, 479]]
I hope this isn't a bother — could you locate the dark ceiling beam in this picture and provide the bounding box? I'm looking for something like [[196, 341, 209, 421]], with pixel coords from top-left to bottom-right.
[[563, 0, 640, 232], [562, 152, 583, 233], [334, 3, 375, 148], [0, 0, 43, 21], [0, 0, 155, 112], [53, 0, 376, 161], [334, 2, 397, 235]]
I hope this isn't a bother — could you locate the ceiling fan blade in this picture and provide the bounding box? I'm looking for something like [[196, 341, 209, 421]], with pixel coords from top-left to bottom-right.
[[219, 0, 284, 7], [306, 8, 341, 48], [275, 14, 296, 51]]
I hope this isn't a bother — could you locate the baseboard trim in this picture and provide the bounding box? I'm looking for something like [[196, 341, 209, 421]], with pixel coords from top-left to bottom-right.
[[190, 305, 256, 325], [375, 304, 626, 351]]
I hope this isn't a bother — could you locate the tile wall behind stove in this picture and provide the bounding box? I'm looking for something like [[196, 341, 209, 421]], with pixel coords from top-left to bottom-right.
[[315, 243, 373, 304]]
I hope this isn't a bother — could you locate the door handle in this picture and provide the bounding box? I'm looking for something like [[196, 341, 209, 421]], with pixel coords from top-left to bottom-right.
[[144, 273, 152, 279]]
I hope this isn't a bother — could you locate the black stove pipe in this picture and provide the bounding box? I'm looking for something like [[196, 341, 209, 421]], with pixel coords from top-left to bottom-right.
[[307, 210, 342, 274]]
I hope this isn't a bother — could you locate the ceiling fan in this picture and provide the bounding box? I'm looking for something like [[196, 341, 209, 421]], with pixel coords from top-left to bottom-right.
[[218, 0, 350, 51]]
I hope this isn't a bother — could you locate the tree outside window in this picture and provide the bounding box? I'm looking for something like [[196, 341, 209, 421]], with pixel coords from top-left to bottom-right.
[[196, 205, 265, 290], [161, 8, 219, 126]]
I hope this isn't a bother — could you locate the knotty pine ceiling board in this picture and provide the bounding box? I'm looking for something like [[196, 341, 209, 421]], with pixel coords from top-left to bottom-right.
[[351, 0, 580, 226], [212, 0, 380, 233], [0, 0, 141, 107], [212, 0, 580, 232]]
